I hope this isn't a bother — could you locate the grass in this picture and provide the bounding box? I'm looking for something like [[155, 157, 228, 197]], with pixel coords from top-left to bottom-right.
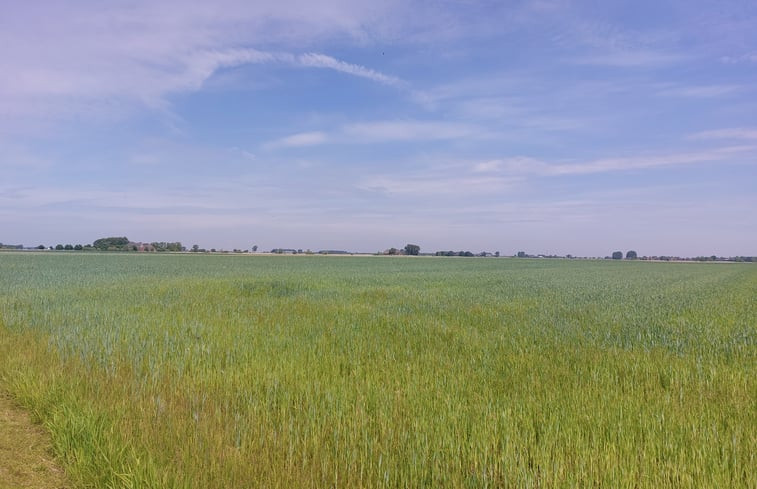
[[0, 253, 754, 487]]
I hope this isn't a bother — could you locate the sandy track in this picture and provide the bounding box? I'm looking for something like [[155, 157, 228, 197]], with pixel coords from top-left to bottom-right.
[[0, 394, 69, 489]]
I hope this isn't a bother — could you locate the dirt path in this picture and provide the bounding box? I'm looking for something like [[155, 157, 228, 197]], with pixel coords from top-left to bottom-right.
[[0, 393, 69, 489]]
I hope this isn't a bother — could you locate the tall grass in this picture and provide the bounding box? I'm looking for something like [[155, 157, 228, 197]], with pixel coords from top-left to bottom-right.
[[0, 253, 754, 487]]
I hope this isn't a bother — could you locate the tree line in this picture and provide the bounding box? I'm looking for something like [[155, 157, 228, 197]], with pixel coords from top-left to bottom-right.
[[26, 237, 186, 252]]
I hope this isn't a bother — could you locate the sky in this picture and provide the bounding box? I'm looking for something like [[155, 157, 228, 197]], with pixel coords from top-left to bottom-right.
[[1, 0, 755, 256]]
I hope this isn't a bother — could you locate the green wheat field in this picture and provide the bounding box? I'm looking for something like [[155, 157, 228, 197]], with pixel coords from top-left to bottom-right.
[[0, 253, 754, 488]]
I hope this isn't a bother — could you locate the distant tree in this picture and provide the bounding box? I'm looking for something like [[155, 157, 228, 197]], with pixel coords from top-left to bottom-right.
[[612, 251, 623, 260], [55, 244, 64, 250], [404, 244, 420, 256], [36, 244, 45, 250], [192, 244, 199, 252], [74, 244, 83, 250], [626, 250, 638, 260], [149, 241, 182, 252], [93, 237, 130, 251], [387, 248, 399, 255], [494, 251, 500, 257], [517, 251, 527, 258], [252, 245, 258, 252]]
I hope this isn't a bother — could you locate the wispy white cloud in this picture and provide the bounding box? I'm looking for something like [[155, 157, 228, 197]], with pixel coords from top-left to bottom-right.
[[410, 75, 534, 110], [545, 149, 745, 175], [0, 1, 406, 127], [0, 46, 402, 116], [265, 120, 486, 148], [689, 128, 757, 141], [656, 84, 741, 98], [359, 174, 519, 196], [570, 50, 685, 68], [720, 53, 757, 64], [342, 120, 482, 142], [265, 131, 329, 149], [297, 53, 404, 87], [472, 157, 543, 173], [473, 145, 756, 177], [192, 49, 405, 88]]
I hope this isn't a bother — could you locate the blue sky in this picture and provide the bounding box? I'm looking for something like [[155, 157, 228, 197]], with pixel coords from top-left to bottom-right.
[[1, 0, 755, 256]]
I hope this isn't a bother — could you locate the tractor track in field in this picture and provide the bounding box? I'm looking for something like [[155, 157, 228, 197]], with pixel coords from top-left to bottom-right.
[[0, 393, 69, 489]]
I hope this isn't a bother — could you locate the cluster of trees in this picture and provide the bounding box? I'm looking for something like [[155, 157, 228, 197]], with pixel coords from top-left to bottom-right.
[[436, 250, 475, 257], [31, 237, 187, 252], [267, 248, 352, 255], [611, 250, 638, 260], [54, 244, 86, 250], [434, 250, 499, 257], [91, 237, 185, 252], [647, 255, 755, 262], [189, 245, 263, 253], [515, 251, 573, 259], [693, 255, 754, 262], [151, 242, 184, 252], [190, 245, 260, 253], [271, 248, 303, 254], [93, 237, 131, 251], [606, 252, 753, 262], [383, 244, 421, 255], [404, 244, 420, 255]]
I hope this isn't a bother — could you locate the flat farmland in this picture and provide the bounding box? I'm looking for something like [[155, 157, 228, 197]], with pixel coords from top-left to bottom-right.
[[0, 253, 754, 488]]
